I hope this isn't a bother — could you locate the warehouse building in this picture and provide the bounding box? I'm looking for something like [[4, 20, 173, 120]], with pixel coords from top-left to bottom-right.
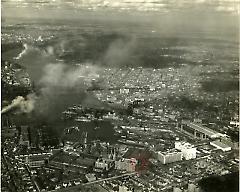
[[157, 149, 183, 164], [210, 140, 231, 152]]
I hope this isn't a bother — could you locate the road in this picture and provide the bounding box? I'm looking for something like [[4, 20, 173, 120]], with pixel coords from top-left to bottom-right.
[[25, 164, 41, 192]]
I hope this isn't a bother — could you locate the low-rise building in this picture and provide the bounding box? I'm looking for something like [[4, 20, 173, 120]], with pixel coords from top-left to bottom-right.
[[188, 183, 196, 192], [210, 140, 231, 152], [16, 152, 52, 168], [1, 126, 18, 138], [119, 185, 133, 192], [27, 154, 48, 168], [115, 158, 137, 172], [173, 187, 182, 192], [157, 149, 182, 164], [94, 158, 114, 172], [85, 173, 96, 182]]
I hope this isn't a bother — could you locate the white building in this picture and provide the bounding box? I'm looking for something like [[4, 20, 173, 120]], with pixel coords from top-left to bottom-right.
[[157, 149, 183, 164], [85, 173, 96, 182], [119, 185, 133, 192], [188, 183, 196, 192], [210, 140, 231, 152], [95, 158, 114, 171], [230, 121, 240, 127], [173, 187, 182, 192], [120, 88, 130, 94], [175, 141, 196, 160]]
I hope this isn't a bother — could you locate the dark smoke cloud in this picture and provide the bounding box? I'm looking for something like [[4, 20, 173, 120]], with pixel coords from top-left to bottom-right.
[[14, 42, 102, 121], [10, 33, 140, 121]]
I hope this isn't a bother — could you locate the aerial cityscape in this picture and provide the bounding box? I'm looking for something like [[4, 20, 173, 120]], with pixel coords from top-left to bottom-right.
[[1, 0, 239, 192]]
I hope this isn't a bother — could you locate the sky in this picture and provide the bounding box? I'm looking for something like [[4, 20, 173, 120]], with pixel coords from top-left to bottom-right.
[[2, 0, 239, 18], [1, 0, 238, 41]]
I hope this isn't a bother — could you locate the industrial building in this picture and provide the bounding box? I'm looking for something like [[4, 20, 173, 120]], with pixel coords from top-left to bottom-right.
[[49, 152, 95, 173], [175, 141, 197, 160], [15, 152, 52, 168], [157, 149, 183, 164], [210, 140, 231, 152], [27, 154, 50, 168], [181, 122, 222, 139]]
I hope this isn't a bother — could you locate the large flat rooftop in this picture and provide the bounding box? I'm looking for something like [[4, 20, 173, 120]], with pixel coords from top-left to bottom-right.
[[184, 122, 220, 138], [210, 140, 231, 151]]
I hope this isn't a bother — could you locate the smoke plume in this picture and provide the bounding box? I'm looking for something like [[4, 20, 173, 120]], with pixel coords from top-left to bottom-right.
[[11, 42, 102, 121], [15, 43, 57, 82], [35, 62, 101, 121], [1, 94, 36, 114], [14, 43, 28, 60], [103, 37, 136, 67], [6, 34, 138, 120]]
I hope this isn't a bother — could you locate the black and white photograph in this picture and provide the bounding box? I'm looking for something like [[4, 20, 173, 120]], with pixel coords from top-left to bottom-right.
[[1, 0, 239, 192]]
